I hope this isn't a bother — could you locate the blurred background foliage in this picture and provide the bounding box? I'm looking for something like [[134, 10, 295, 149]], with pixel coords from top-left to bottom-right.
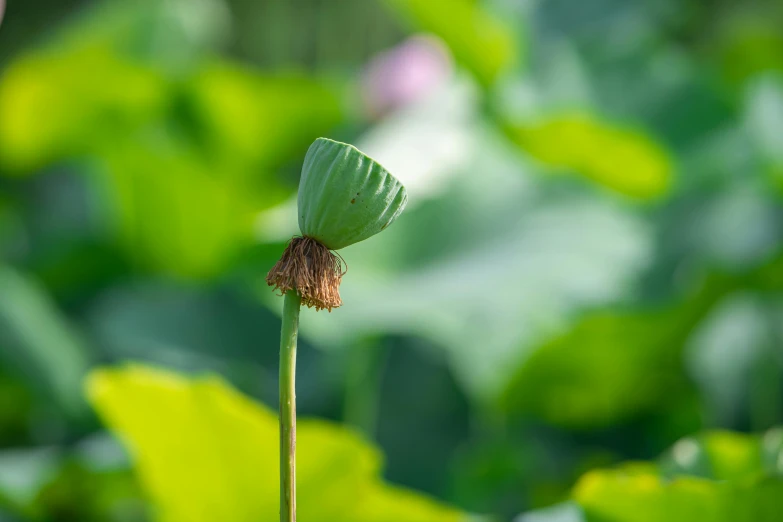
[[0, 0, 782, 520]]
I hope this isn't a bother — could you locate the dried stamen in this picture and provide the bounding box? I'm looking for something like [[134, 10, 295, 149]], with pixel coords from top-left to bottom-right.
[[266, 236, 346, 312]]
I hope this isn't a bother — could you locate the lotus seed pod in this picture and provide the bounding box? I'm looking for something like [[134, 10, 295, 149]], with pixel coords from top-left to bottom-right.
[[297, 138, 407, 250], [267, 138, 407, 311]]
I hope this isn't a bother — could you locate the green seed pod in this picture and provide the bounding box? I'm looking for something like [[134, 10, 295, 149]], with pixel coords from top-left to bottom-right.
[[298, 138, 407, 250], [267, 138, 407, 311]]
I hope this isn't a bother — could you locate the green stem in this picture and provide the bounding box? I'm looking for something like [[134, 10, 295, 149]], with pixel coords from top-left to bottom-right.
[[279, 291, 301, 522]]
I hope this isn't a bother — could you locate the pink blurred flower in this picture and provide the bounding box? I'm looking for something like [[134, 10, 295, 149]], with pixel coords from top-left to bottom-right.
[[362, 35, 453, 118]]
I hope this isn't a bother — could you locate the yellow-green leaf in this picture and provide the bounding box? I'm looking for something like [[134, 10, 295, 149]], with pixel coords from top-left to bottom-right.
[[0, 47, 165, 173], [573, 465, 783, 522], [358, 483, 466, 522], [86, 364, 465, 522], [511, 113, 673, 200], [574, 467, 722, 522]]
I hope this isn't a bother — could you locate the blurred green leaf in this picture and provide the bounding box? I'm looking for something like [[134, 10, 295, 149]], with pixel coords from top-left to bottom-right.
[[0, 45, 165, 172], [357, 483, 468, 522], [382, 0, 519, 87], [187, 61, 343, 177], [509, 113, 673, 200], [96, 133, 262, 279], [520, 428, 783, 522], [87, 364, 466, 522], [0, 266, 91, 417], [500, 275, 735, 428], [574, 464, 783, 522]]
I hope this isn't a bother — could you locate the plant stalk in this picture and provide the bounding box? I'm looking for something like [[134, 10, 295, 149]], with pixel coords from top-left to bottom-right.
[[279, 290, 301, 522]]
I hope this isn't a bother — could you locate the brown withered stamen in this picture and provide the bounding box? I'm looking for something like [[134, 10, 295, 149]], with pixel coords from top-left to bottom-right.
[[266, 236, 346, 312]]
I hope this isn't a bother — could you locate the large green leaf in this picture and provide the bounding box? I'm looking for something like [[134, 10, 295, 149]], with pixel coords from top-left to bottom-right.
[[574, 465, 783, 522], [509, 113, 673, 200], [86, 364, 466, 522], [500, 275, 736, 428], [382, 0, 519, 87]]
